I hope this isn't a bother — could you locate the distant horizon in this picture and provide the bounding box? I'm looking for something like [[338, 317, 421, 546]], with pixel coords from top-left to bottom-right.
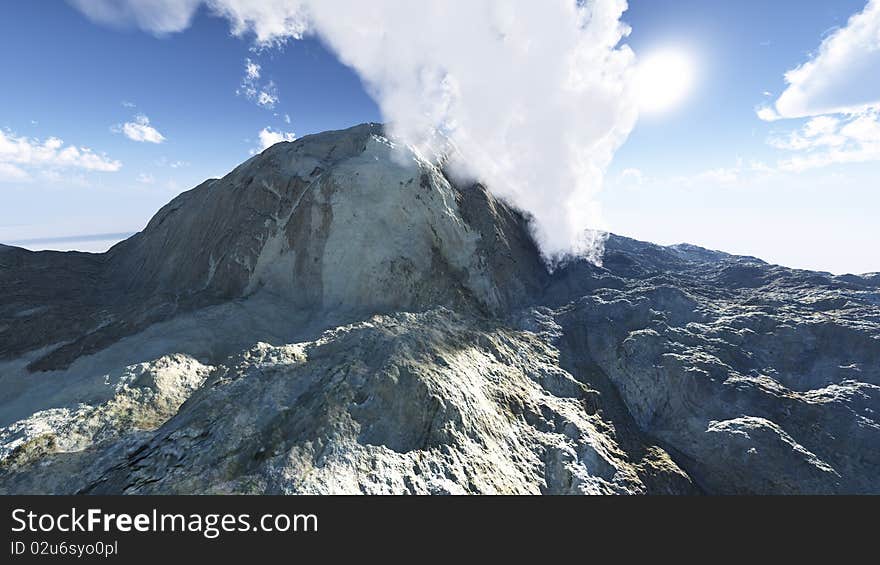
[[5, 223, 873, 277]]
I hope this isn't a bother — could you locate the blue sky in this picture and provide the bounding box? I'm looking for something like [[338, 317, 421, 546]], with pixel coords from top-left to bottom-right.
[[0, 1, 379, 250], [604, 0, 879, 274], [620, 0, 866, 173], [1, 0, 877, 274]]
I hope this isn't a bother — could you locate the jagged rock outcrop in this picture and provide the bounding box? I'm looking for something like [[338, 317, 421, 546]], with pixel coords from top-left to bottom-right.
[[549, 253, 880, 494], [1, 124, 878, 494]]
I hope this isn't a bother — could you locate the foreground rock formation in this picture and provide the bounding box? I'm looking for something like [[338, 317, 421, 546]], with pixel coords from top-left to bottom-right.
[[1, 124, 878, 494]]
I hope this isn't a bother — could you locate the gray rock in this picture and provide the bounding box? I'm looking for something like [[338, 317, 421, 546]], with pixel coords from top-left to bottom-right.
[[0, 123, 877, 494]]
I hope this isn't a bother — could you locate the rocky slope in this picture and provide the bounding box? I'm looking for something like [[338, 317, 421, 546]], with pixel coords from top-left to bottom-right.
[[1, 124, 877, 494]]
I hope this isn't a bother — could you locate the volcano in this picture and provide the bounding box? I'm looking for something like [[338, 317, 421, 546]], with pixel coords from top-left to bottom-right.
[[1, 123, 878, 494]]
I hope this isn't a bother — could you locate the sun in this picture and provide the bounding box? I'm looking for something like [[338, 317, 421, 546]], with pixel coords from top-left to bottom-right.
[[636, 48, 696, 115]]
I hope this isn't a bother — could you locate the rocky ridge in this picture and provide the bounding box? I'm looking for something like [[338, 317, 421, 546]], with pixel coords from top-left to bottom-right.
[[0, 124, 877, 494]]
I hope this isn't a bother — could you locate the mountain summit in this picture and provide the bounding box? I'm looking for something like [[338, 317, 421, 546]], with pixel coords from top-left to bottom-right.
[[2, 124, 546, 374], [1, 124, 878, 494]]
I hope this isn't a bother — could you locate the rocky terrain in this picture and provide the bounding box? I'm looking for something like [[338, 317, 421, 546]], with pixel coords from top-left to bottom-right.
[[1, 123, 877, 494]]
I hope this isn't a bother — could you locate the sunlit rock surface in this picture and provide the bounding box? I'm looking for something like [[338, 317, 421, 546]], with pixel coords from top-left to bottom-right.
[[1, 124, 877, 494]]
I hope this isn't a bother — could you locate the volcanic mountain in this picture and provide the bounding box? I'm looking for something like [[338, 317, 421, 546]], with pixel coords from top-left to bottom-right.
[[1, 123, 878, 494]]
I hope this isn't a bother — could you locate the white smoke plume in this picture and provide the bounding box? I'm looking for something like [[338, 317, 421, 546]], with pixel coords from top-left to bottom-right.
[[71, 0, 638, 259]]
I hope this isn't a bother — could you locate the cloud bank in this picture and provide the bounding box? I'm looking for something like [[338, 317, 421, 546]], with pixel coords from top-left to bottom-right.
[[771, 0, 880, 119], [771, 111, 880, 172], [758, 0, 880, 171], [0, 130, 121, 181], [71, 0, 638, 258]]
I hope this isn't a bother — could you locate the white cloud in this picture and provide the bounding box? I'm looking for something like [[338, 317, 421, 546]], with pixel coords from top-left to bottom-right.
[[137, 172, 156, 184], [256, 87, 278, 108], [245, 58, 261, 81], [756, 1, 880, 172], [768, 116, 845, 151], [283, 113, 291, 124], [680, 106, 880, 175], [756, 105, 782, 122], [71, 0, 639, 259], [0, 162, 29, 182], [768, 0, 880, 118], [237, 58, 258, 98], [69, 0, 202, 34], [769, 110, 880, 172], [842, 110, 880, 141], [803, 115, 841, 137], [113, 114, 166, 144], [255, 127, 296, 152], [0, 130, 122, 177], [613, 159, 779, 191], [237, 57, 280, 109], [122, 100, 136, 108]]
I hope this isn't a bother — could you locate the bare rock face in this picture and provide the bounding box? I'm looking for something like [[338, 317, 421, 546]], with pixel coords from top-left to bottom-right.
[[0, 310, 696, 495], [551, 251, 880, 494], [1, 124, 546, 373], [0, 124, 878, 494], [109, 123, 545, 313]]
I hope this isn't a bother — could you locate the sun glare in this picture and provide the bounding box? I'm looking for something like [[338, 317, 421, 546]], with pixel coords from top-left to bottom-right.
[[636, 48, 696, 115]]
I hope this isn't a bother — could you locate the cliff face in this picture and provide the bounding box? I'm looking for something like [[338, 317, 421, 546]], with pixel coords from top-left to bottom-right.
[[1, 124, 878, 494]]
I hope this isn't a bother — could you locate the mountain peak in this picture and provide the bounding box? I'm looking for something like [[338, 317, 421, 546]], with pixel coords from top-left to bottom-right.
[[113, 121, 546, 312], [2, 123, 548, 372], [1, 124, 878, 495]]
